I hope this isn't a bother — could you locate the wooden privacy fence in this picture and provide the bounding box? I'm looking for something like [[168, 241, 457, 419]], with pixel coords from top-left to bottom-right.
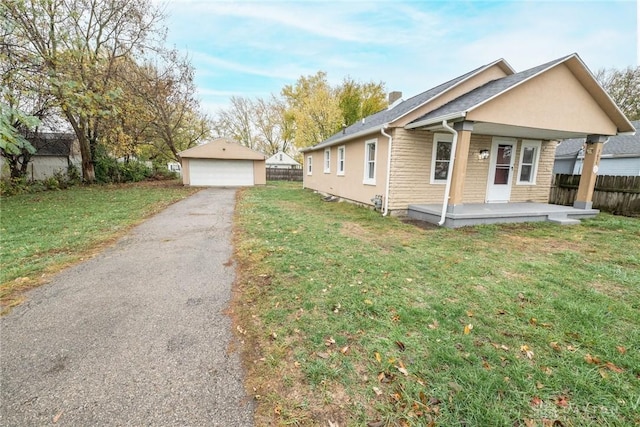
[[266, 168, 303, 181], [549, 174, 640, 216]]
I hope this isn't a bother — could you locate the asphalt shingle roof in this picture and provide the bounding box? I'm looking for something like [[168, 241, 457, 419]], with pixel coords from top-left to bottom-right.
[[408, 55, 573, 126], [555, 120, 640, 158], [307, 60, 505, 151]]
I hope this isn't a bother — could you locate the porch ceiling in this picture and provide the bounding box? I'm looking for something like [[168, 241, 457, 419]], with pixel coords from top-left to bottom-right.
[[411, 121, 592, 141]]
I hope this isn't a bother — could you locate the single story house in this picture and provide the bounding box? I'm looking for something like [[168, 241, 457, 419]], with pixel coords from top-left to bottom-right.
[[554, 120, 640, 176], [0, 132, 81, 181], [301, 53, 635, 227], [266, 151, 301, 169], [178, 138, 266, 187]]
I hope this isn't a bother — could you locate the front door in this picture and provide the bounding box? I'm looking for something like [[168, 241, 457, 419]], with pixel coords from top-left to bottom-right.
[[486, 138, 516, 202]]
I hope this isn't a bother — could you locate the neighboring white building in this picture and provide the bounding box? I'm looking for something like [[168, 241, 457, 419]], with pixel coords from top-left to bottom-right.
[[265, 151, 301, 169], [554, 120, 640, 176]]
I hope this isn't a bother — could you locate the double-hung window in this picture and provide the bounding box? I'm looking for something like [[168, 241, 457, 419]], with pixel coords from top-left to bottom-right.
[[324, 148, 331, 173], [517, 140, 541, 184], [307, 155, 313, 175], [431, 133, 453, 184], [337, 146, 345, 175], [363, 139, 377, 185]]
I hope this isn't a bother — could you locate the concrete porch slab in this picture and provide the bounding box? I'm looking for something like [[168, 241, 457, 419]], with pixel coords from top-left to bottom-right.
[[407, 202, 599, 228]]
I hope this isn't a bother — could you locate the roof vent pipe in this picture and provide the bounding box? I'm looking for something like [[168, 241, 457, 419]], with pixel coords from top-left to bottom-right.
[[438, 120, 458, 226]]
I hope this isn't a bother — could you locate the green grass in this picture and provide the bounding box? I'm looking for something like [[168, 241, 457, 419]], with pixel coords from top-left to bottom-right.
[[233, 182, 640, 427], [0, 181, 198, 309]]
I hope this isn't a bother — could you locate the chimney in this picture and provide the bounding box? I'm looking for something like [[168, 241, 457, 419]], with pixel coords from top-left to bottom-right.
[[388, 91, 402, 105]]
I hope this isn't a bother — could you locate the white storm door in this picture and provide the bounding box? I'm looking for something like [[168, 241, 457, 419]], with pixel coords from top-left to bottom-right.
[[486, 138, 516, 203]]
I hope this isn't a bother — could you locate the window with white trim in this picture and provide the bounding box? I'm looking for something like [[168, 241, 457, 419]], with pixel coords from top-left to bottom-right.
[[324, 148, 331, 173], [430, 133, 453, 184], [337, 146, 345, 175], [363, 139, 377, 185], [307, 155, 313, 175], [517, 140, 541, 184]]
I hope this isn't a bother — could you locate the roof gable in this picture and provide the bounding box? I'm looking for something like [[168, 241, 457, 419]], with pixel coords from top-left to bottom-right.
[[178, 138, 266, 160], [409, 54, 635, 136], [266, 151, 300, 165]]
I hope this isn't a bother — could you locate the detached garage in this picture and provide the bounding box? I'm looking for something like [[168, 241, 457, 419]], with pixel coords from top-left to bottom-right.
[[179, 138, 266, 187]]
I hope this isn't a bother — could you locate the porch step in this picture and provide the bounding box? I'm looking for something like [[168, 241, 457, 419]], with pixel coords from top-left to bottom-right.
[[547, 215, 581, 225]]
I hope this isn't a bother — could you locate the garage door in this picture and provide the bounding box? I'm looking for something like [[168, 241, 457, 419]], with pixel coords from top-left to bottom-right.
[[189, 159, 254, 186]]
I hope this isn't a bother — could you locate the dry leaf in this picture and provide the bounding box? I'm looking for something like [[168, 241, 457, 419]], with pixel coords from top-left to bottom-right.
[[536, 381, 544, 389], [520, 345, 534, 359], [549, 342, 562, 352], [531, 396, 543, 406], [373, 386, 382, 396], [584, 353, 601, 365], [328, 421, 339, 427], [616, 346, 627, 354], [52, 411, 63, 423], [464, 324, 473, 335], [367, 421, 385, 427], [529, 318, 538, 326], [274, 406, 282, 415], [340, 345, 349, 355], [375, 352, 381, 363], [604, 361, 623, 373], [524, 419, 536, 427], [466, 310, 474, 317], [482, 361, 491, 370], [599, 368, 609, 378], [325, 337, 336, 346], [317, 352, 330, 359], [397, 366, 409, 376], [428, 320, 439, 329], [555, 395, 569, 407], [395, 341, 406, 351]]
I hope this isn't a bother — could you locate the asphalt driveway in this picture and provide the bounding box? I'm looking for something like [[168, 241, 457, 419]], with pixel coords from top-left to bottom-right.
[[0, 188, 254, 426]]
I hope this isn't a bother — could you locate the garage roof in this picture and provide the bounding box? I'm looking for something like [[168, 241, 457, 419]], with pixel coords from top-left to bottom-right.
[[178, 138, 266, 160]]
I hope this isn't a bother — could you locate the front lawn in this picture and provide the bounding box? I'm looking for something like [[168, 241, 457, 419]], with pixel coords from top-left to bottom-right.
[[0, 181, 198, 312], [233, 182, 640, 427]]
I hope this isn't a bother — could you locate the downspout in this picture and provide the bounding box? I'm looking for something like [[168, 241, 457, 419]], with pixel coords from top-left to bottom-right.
[[380, 123, 393, 216], [439, 120, 458, 226]]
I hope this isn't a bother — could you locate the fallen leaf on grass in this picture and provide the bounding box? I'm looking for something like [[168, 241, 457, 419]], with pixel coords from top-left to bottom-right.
[[367, 421, 385, 427], [604, 361, 624, 373], [340, 345, 349, 355], [555, 395, 570, 407], [549, 342, 562, 352], [428, 320, 439, 329], [395, 340, 406, 351], [466, 310, 474, 317], [325, 337, 336, 346], [584, 353, 601, 365], [616, 346, 627, 354], [317, 352, 330, 359], [531, 396, 543, 406], [397, 366, 409, 376], [328, 421, 339, 427], [464, 324, 473, 335], [372, 386, 382, 396], [374, 352, 381, 363], [520, 345, 534, 359]]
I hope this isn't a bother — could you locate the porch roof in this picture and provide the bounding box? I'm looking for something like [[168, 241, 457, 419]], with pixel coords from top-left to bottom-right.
[[406, 53, 635, 140]]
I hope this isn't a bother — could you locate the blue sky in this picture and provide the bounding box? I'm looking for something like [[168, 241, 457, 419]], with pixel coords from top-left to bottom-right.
[[161, 0, 638, 117]]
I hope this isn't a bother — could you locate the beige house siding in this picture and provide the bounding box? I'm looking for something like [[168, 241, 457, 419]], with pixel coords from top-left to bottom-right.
[[510, 140, 556, 202], [462, 134, 493, 203], [387, 129, 441, 211], [253, 161, 266, 185], [303, 134, 389, 206]]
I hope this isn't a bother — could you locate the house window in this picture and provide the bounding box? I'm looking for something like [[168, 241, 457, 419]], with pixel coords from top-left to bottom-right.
[[337, 146, 345, 176], [324, 148, 331, 173], [363, 139, 377, 185], [517, 140, 541, 184], [307, 156, 313, 175], [431, 133, 453, 184]]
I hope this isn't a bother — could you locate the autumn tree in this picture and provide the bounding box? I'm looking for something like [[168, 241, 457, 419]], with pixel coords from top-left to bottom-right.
[[596, 66, 640, 121], [282, 71, 343, 149], [337, 77, 387, 127], [3, 0, 165, 182]]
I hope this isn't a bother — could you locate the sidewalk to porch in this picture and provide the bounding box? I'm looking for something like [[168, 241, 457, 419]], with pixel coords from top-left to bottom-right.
[[407, 202, 599, 228]]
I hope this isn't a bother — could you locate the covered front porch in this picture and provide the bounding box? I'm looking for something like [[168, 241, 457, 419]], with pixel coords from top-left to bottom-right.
[[407, 202, 599, 228]]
